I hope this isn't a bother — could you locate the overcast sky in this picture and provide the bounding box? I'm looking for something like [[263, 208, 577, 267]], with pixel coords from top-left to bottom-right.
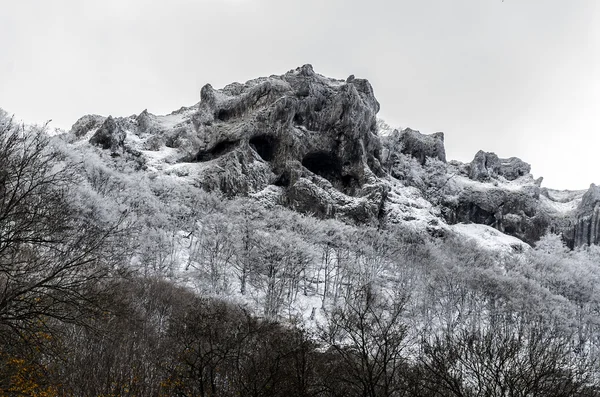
[[1, 0, 598, 189]]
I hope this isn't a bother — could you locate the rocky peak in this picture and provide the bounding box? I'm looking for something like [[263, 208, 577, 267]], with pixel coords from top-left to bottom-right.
[[70, 114, 105, 138], [469, 150, 531, 182], [577, 184, 600, 215], [89, 116, 127, 154], [389, 128, 446, 165], [574, 184, 600, 247], [65, 65, 598, 250], [186, 64, 387, 223]]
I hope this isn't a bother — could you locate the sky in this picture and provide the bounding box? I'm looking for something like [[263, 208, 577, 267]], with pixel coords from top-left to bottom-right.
[[0, 0, 598, 189]]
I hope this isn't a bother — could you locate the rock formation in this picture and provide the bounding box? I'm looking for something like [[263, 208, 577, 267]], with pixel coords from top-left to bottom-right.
[[71, 114, 105, 138], [397, 128, 446, 165], [444, 183, 547, 245], [574, 184, 600, 247], [89, 116, 127, 153], [468, 151, 531, 181], [66, 65, 593, 248], [185, 64, 388, 224]]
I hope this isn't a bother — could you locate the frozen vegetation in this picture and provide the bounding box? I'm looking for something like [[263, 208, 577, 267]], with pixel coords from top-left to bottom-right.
[[2, 66, 600, 395]]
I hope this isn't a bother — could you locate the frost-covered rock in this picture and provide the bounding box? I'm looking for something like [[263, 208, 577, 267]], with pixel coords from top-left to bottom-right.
[[574, 184, 600, 247], [70, 114, 105, 138], [185, 64, 388, 224], [469, 150, 531, 181], [89, 116, 127, 153], [395, 128, 446, 165], [65, 65, 598, 249], [444, 182, 546, 245]]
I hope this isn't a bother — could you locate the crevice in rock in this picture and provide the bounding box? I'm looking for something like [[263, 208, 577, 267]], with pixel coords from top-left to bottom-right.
[[341, 174, 360, 195], [250, 135, 276, 162], [195, 140, 239, 162], [293, 113, 304, 126]]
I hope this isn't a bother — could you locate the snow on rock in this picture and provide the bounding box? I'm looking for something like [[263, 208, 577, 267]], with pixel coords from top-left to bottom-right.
[[539, 193, 581, 215], [55, 66, 597, 251], [451, 174, 537, 193], [384, 179, 442, 230], [450, 223, 531, 253]]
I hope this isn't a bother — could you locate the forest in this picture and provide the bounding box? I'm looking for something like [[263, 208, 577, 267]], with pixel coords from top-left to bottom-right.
[[2, 113, 600, 396]]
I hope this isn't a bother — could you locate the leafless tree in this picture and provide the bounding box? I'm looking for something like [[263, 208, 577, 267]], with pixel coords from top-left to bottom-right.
[[321, 286, 411, 397], [0, 117, 127, 348]]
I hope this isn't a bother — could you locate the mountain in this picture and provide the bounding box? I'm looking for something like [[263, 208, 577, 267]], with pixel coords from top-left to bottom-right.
[[4, 66, 600, 396], [66, 64, 592, 251]]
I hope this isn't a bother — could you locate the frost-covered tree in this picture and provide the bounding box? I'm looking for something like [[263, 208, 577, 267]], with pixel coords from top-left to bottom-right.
[[0, 115, 126, 361]]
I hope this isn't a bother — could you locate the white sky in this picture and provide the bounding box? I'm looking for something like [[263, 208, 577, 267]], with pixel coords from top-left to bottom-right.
[[1, 0, 598, 189]]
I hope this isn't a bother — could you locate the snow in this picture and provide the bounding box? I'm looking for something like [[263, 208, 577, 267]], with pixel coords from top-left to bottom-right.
[[156, 109, 194, 130], [543, 188, 586, 203], [384, 180, 442, 229], [538, 188, 584, 215], [250, 185, 285, 207], [539, 194, 580, 214], [452, 174, 534, 192], [450, 223, 530, 253]]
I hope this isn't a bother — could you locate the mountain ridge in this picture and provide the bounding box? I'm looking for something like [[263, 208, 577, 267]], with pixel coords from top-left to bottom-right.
[[57, 64, 597, 251]]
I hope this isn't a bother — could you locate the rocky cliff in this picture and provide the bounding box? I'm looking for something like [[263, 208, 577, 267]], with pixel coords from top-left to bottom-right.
[[67, 65, 593, 249], [574, 184, 600, 247]]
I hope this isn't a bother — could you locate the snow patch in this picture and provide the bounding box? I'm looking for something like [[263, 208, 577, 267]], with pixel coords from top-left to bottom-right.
[[450, 223, 530, 253], [539, 194, 580, 215], [452, 174, 535, 192]]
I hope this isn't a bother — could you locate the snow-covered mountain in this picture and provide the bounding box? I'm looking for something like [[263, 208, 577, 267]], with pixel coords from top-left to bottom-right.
[[62, 64, 592, 252], [5, 66, 600, 395]]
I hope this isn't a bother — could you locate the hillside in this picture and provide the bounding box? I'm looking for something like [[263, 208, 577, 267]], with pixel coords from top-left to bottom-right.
[[1, 66, 600, 396], [65, 64, 592, 250]]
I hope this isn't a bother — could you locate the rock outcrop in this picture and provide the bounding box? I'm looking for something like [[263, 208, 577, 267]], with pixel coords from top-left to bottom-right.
[[380, 129, 446, 182], [444, 183, 547, 245], [67, 65, 595, 249], [469, 151, 531, 182], [574, 184, 600, 247], [183, 64, 388, 224], [397, 128, 446, 165], [70, 114, 105, 138], [89, 116, 127, 153]]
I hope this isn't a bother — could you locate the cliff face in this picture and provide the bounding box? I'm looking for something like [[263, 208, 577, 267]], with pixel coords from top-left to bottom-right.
[[67, 65, 592, 248], [574, 185, 600, 247], [188, 65, 388, 224], [437, 152, 547, 245]]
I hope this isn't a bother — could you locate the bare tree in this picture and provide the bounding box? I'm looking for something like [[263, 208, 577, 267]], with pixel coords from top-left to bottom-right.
[[321, 286, 410, 397], [0, 117, 126, 348], [418, 320, 597, 397]]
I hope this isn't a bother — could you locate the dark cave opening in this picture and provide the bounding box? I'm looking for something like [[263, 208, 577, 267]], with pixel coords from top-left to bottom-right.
[[274, 172, 290, 187], [302, 151, 359, 194], [195, 140, 239, 162], [293, 113, 304, 125], [341, 174, 360, 195], [250, 135, 276, 162], [302, 152, 341, 183], [216, 109, 232, 122]]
